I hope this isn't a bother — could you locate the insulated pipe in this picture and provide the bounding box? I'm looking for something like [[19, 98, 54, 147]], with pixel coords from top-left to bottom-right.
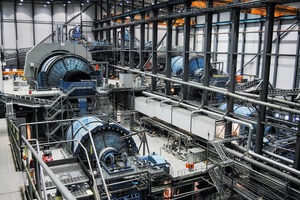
[[231, 144, 300, 176], [111, 65, 300, 115], [225, 148, 300, 186], [21, 136, 76, 200]]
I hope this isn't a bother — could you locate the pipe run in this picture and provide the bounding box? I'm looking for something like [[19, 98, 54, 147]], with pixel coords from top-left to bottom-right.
[[141, 91, 300, 180], [262, 149, 293, 165], [111, 64, 300, 115], [226, 148, 300, 186], [232, 144, 299, 177]]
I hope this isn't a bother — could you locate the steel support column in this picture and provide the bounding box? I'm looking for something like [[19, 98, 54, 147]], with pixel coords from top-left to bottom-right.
[[112, 0, 117, 65], [202, 0, 213, 106], [65, 4, 68, 41], [51, 2, 54, 42], [293, 21, 300, 89], [193, 17, 197, 51], [120, 18, 125, 68], [14, 0, 20, 68], [106, 2, 111, 41], [0, 1, 3, 48], [240, 13, 247, 75], [151, 9, 158, 91], [129, 15, 135, 69], [120, 0, 125, 69], [94, 3, 99, 41], [226, 0, 240, 135], [273, 19, 281, 87], [165, 7, 173, 96], [213, 13, 220, 63], [182, 1, 192, 100], [100, 0, 103, 19], [32, 0, 36, 45], [294, 122, 300, 170], [140, 13, 146, 70], [113, 26, 117, 62], [142, 0, 145, 8], [255, 3, 275, 155], [99, 23, 103, 40], [175, 28, 179, 46], [256, 21, 263, 77], [80, 3, 83, 33]]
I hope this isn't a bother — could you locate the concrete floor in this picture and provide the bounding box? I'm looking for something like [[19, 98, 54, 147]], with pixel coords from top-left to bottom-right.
[[132, 132, 209, 178], [0, 118, 24, 200], [2, 77, 29, 95]]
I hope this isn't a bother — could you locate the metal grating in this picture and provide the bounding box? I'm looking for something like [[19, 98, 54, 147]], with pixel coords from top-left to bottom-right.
[[44, 163, 89, 189]]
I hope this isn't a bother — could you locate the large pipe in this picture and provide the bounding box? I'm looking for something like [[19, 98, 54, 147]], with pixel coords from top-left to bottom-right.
[[217, 86, 300, 109], [111, 65, 300, 115], [226, 148, 300, 186], [262, 149, 293, 165], [232, 144, 300, 176], [21, 136, 76, 200]]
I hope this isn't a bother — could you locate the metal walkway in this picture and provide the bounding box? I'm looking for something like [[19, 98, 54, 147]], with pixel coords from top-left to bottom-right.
[[0, 92, 53, 108]]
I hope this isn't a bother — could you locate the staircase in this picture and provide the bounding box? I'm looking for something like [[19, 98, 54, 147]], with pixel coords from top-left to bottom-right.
[[44, 93, 68, 120], [208, 166, 225, 194], [211, 142, 229, 161]]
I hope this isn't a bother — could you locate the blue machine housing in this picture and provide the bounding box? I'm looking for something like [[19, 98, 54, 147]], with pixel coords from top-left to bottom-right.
[[59, 80, 97, 96], [218, 103, 256, 117], [139, 153, 170, 173], [66, 116, 137, 159], [37, 54, 96, 89], [171, 55, 204, 76]]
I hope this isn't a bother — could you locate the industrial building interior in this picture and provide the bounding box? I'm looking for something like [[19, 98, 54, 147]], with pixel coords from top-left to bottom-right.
[[1, 0, 300, 199]]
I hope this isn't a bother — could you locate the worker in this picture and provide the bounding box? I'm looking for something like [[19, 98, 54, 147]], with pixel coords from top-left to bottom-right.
[[74, 24, 81, 34]]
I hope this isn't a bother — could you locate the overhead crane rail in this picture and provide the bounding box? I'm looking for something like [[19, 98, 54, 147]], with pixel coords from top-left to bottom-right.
[[192, 0, 299, 17], [95, 0, 299, 31]]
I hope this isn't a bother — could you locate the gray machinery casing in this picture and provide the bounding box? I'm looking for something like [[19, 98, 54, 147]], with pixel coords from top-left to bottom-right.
[[24, 43, 93, 89]]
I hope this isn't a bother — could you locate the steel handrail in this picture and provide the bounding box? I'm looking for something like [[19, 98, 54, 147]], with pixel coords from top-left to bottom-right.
[[21, 135, 76, 200], [31, 139, 101, 200]]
